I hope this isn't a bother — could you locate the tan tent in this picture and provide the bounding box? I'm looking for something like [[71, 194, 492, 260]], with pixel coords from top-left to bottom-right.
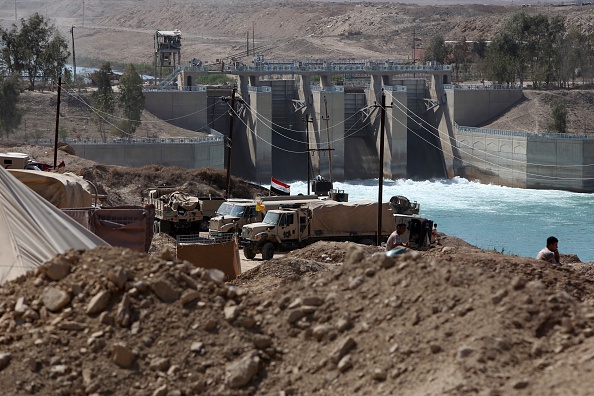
[[7, 169, 94, 208], [0, 166, 108, 284]]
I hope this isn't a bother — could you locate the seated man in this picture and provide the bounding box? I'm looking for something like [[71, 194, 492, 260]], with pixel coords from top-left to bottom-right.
[[386, 223, 407, 251], [536, 236, 560, 264]]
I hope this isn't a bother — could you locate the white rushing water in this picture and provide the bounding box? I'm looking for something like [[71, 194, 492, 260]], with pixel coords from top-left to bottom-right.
[[283, 177, 593, 262]]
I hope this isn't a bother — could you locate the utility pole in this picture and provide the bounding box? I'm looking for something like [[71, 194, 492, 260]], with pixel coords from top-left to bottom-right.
[[70, 26, 76, 90], [303, 114, 313, 195], [246, 31, 249, 56], [82, 0, 85, 27], [322, 96, 333, 181], [252, 22, 255, 57], [53, 76, 62, 170], [376, 90, 392, 246], [223, 87, 237, 199], [14, 0, 16, 20], [412, 26, 416, 65]]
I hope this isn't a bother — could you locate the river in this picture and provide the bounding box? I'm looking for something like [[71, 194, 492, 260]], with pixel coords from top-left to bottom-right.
[[284, 177, 593, 262]]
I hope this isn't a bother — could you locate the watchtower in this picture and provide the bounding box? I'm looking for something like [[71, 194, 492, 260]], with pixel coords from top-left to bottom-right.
[[154, 29, 182, 81]]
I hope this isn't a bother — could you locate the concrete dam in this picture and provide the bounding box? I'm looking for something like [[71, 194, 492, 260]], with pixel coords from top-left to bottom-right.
[[71, 58, 594, 193]]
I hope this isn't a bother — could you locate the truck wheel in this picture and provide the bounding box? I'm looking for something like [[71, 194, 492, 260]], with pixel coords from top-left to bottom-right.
[[243, 247, 256, 260], [262, 243, 275, 260], [153, 220, 160, 234]]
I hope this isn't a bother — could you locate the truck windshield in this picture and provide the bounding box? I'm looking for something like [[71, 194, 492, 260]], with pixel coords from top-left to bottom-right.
[[229, 205, 246, 217], [216, 203, 233, 216], [262, 212, 280, 225]]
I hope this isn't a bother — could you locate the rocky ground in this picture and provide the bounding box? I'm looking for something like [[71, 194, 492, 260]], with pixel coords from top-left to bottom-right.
[[2, 1, 594, 394], [2, 232, 594, 395]]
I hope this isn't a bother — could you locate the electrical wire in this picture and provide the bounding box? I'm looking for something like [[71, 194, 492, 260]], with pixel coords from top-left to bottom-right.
[[390, 95, 594, 170], [383, 102, 594, 181]]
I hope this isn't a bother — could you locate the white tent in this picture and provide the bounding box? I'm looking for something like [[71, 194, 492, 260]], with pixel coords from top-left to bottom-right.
[[8, 169, 94, 208], [0, 166, 108, 284]]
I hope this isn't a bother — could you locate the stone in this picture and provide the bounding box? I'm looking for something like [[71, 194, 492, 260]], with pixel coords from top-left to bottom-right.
[[491, 289, 508, 305], [203, 268, 225, 285], [302, 296, 324, 306], [13, 297, 28, 316], [253, 334, 272, 349], [150, 357, 170, 372], [191, 342, 204, 353], [180, 291, 201, 306], [344, 244, 365, 267], [313, 325, 331, 341], [287, 308, 306, 324], [0, 353, 11, 371], [225, 352, 260, 389], [348, 276, 365, 290], [337, 355, 352, 372], [331, 336, 357, 363], [42, 287, 71, 312], [224, 305, 239, 321], [150, 279, 180, 303], [86, 290, 111, 315], [107, 267, 128, 290], [160, 247, 174, 261], [457, 346, 476, 360], [43, 260, 71, 281], [112, 344, 135, 368], [371, 367, 387, 381], [116, 294, 132, 327], [152, 384, 168, 396]]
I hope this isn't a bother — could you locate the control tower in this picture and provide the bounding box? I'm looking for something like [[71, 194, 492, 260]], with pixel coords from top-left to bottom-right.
[[154, 29, 181, 81]]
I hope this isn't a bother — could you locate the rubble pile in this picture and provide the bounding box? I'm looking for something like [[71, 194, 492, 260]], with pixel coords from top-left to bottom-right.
[[1, 240, 594, 394]]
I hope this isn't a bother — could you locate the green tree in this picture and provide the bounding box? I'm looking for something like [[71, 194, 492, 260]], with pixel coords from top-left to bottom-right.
[[548, 98, 567, 133], [0, 13, 70, 90], [117, 64, 145, 138], [424, 34, 450, 64], [91, 62, 115, 142], [0, 75, 23, 138]]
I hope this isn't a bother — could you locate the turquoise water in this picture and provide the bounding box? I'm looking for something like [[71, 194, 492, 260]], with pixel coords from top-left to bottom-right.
[[285, 178, 593, 262]]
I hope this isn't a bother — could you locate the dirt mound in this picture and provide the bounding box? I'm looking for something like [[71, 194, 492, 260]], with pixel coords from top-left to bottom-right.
[[2, 242, 594, 394], [285, 241, 385, 264]]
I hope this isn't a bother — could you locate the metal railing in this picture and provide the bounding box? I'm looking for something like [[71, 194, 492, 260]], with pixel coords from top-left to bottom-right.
[[444, 84, 523, 90], [32, 136, 224, 145], [455, 123, 593, 140]]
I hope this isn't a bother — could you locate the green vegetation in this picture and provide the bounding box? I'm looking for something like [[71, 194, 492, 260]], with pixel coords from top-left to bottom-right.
[[91, 62, 116, 142], [195, 74, 235, 85], [0, 75, 23, 138], [548, 98, 568, 133], [0, 13, 69, 90], [114, 64, 145, 139], [422, 12, 594, 88]]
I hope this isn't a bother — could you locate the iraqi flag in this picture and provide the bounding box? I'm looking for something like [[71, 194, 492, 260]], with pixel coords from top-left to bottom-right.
[[271, 177, 290, 196]]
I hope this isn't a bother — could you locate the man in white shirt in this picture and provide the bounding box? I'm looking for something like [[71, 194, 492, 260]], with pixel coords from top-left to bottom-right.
[[536, 236, 560, 264]]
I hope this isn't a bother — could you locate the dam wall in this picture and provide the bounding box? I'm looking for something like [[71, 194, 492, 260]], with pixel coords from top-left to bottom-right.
[[69, 137, 224, 170], [454, 125, 594, 192]]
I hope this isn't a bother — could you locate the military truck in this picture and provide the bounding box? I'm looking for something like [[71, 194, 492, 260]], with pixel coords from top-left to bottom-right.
[[208, 195, 322, 240], [144, 187, 225, 235], [239, 200, 397, 260]]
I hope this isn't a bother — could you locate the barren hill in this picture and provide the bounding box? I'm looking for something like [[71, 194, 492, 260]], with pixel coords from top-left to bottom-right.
[[3, 0, 594, 138]]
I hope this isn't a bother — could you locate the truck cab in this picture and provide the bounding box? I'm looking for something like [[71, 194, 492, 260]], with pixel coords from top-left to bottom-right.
[[239, 207, 306, 260], [208, 200, 261, 238]]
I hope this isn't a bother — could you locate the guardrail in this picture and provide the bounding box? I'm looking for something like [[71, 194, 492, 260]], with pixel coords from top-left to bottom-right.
[[32, 136, 224, 145], [444, 84, 523, 90], [455, 124, 594, 140], [144, 85, 207, 92]]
